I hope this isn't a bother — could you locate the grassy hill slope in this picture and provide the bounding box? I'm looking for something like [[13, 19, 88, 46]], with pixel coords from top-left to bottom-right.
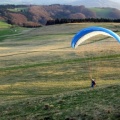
[[0, 85, 119, 120], [90, 8, 110, 18], [0, 23, 120, 119], [0, 21, 11, 29], [90, 8, 120, 19]]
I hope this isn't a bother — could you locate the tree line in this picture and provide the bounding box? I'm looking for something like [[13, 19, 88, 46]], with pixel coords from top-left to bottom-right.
[[46, 18, 120, 25]]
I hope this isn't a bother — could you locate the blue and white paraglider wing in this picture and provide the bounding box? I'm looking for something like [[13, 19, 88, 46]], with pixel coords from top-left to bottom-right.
[[71, 26, 120, 48]]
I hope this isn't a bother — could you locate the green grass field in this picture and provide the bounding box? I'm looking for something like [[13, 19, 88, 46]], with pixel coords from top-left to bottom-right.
[[90, 8, 113, 18], [0, 21, 11, 29], [8, 7, 28, 12], [0, 23, 120, 120]]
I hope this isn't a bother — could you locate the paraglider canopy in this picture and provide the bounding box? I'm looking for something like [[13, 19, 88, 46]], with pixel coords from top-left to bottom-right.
[[71, 26, 120, 48]]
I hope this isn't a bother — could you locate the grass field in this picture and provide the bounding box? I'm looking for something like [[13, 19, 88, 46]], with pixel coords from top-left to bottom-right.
[[0, 21, 11, 29], [0, 23, 120, 120], [8, 7, 28, 12], [90, 8, 113, 18]]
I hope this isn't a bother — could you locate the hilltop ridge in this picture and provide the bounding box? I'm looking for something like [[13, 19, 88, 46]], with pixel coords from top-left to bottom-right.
[[69, 0, 120, 10]]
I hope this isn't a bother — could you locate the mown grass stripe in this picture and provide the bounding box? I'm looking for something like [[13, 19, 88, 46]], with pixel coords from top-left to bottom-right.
[[0, 54, 119, 71]]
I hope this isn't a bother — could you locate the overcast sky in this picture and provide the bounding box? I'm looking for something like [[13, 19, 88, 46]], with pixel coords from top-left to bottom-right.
[[0, 0, 120, 5]]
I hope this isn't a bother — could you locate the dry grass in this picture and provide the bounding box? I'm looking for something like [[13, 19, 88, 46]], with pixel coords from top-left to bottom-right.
[[0, 23, 120, 119]]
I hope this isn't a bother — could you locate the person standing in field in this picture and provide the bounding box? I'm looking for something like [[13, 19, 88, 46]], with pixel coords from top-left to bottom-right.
[[91, 79, 96, 88]]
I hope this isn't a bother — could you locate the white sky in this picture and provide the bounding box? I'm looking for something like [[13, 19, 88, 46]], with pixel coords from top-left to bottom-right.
[[0, 0, 120, 5]]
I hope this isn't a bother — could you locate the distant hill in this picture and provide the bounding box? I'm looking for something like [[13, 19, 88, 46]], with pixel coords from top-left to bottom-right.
[[70, 0, 120, 10], [90, 8, 120, 19], [0, 4, 120, 27]]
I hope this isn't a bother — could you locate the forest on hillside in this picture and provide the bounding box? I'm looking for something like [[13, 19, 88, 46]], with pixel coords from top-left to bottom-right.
[[0, 4, 120, 27]]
